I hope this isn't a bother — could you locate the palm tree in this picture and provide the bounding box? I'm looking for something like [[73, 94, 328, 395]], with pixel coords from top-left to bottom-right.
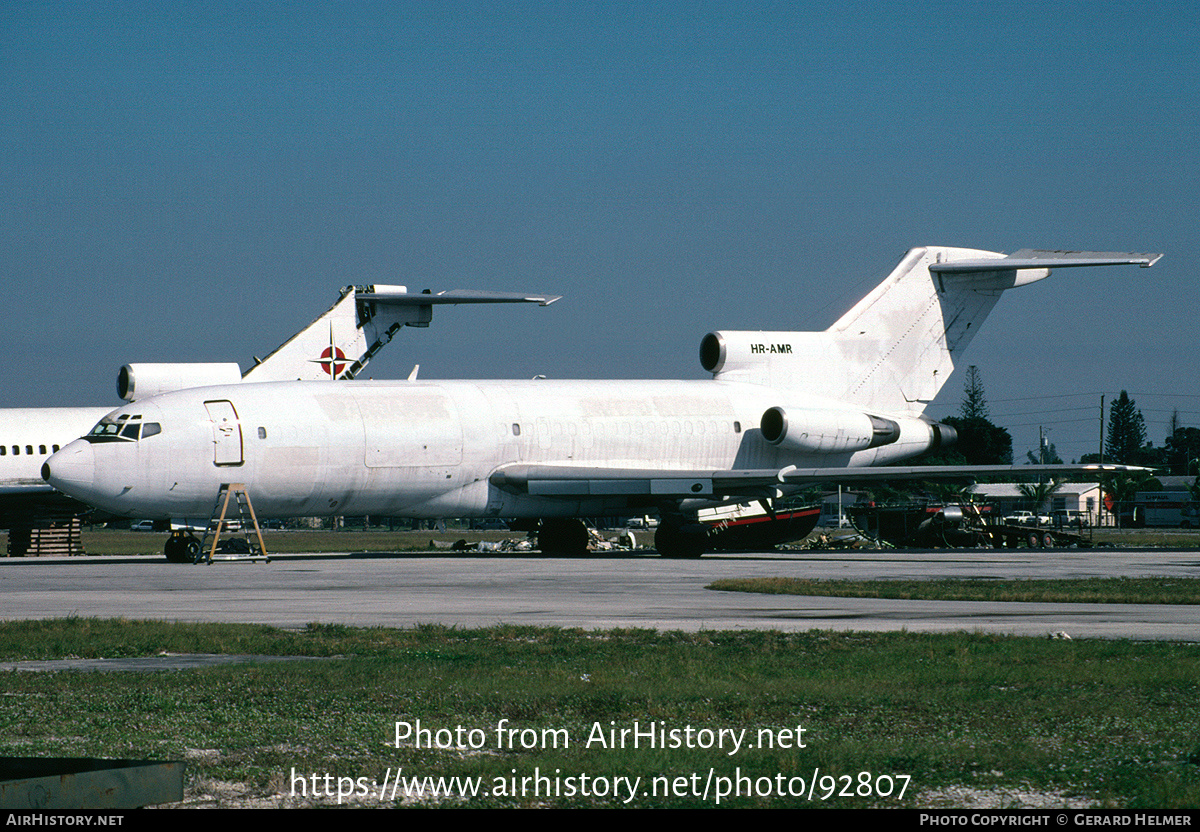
[[1099, 471, 1161, 527], [1017, 479, 1061, 517]]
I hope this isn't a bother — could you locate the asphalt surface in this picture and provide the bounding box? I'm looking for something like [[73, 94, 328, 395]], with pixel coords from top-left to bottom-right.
[[3, 547, 1199, 640]]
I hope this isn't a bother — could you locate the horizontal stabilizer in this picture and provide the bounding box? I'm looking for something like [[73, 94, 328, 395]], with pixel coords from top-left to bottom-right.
[[357, 287, 561, 306], [929, 250, 1162, 274]]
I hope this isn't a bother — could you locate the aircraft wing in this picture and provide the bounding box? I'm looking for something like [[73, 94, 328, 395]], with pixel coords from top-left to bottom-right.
[[0, 480, 56, 496], [489, 463, 1151, 499], [490, 465, 787, 499]]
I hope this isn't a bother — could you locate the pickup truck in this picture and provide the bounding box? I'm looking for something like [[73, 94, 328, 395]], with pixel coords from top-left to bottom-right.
[[1003, 511, 1052, 527]]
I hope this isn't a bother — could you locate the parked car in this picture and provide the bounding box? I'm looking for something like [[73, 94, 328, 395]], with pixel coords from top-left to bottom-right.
[[1052, 510, 1090, 528], [1003, 511, 1052, 527]]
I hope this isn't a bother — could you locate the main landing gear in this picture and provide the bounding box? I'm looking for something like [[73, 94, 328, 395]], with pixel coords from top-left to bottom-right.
[[536, 518, 591, 557], [163, 530, 202, 564], [653, 521, 707, 559]]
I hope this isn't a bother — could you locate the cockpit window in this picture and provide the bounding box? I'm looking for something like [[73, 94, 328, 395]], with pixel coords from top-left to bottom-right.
[[83, 415, 162, 443]]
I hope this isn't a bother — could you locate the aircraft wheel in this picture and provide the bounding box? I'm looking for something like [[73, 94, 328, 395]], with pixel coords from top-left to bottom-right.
[[166, 533, 204, 563], [654, 523, 706, 558], [163, 536, 185, 563], [537, 518, 590, 557]]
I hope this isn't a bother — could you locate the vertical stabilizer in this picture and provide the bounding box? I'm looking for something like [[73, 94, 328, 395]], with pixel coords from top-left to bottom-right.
[[705, 247, 1159, 414], [824, 245, 1012, 410], [243, 289, 367, 382], [244, 286, 561, 382]]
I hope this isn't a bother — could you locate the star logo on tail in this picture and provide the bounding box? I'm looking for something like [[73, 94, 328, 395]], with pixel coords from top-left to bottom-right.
[[310, 324, 348, 378]]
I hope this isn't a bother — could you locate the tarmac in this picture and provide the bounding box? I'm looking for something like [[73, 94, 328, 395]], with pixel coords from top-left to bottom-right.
[[2, 546, 1198, 640]]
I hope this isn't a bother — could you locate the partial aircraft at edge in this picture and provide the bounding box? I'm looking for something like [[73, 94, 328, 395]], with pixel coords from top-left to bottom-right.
[[2, 286, 557, 548], [43, 247, 1159, 558]]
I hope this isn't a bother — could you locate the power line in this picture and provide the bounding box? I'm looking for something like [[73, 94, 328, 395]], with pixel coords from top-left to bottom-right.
[[989, 391, 1200, 404]]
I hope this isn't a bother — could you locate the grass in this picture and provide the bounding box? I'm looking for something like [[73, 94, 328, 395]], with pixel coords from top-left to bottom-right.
[[2, 619, 1199, 808], [1089, 529, 1200, 549], [707, 577, 1200, 605]]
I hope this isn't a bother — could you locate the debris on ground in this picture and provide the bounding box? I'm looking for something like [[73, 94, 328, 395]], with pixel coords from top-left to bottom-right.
[[781, 531, 890, 551]]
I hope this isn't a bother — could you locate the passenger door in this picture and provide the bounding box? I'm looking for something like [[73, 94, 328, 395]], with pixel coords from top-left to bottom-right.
[[204, 400, 244, 466]]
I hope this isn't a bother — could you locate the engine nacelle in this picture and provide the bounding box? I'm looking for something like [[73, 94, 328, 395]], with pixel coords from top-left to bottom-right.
[[760, 406, 900, 455], [928, 420, 957, 451], [118, 363, 242, 402], [700, 330, 813, 375]]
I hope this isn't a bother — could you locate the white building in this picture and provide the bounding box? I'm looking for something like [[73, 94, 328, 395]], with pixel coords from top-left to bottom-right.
[[964, 482, 1106, 526]]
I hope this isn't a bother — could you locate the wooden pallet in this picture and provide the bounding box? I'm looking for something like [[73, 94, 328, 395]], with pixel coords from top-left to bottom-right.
[[6, 518, 85, 556]]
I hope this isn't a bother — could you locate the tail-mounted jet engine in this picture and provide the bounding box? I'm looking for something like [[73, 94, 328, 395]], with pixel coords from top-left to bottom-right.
[[759, 406, 900, 454], [118, 363, 243, 402], [927, 420, 956, 451]]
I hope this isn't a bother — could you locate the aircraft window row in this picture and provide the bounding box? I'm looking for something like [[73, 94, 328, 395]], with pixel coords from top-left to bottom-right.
[[83, 414, 162, 444], [0, 444, 59, 456], [509, 419, 745, 440]]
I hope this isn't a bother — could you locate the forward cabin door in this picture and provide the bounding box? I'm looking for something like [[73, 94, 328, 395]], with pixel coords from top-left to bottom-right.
[[204, 400, 244, 466]]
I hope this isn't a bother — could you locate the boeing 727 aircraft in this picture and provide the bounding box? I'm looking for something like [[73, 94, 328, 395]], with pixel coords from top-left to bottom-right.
[[4, 285, 557, 554], [43, 247, 1159, 557]]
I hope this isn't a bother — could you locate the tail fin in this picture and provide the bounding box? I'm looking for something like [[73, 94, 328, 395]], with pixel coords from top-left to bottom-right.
[[244, 286, 560, 382], [703, 246, 1159, 414]]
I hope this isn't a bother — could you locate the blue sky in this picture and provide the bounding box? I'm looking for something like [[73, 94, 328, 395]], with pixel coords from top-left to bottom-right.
[[2, 1, 1197, 463]]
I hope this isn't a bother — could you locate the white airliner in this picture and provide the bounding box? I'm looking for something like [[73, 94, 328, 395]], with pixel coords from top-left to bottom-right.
[[3, 285, 558, 547], [43, 247, 1159, 557]]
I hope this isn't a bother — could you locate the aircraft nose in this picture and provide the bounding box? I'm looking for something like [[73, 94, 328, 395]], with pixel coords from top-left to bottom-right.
[[43, 440, 96, 496]]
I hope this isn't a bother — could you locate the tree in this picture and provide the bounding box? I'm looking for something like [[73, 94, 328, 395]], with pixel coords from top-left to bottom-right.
[[1100, 470, 1161, 526], [935, 415, 1013, 466], [1026, 440, 1063, 466], [1018, 479, 1061, 514], [1105, 391, 1147, 464], [1164, 427, 1200, 476], [959, 365, 989, 420], [920, 366, 1011, 466]]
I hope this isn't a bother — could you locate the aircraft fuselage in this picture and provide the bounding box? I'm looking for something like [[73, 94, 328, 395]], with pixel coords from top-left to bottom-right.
[[45, 379, 939, 520]]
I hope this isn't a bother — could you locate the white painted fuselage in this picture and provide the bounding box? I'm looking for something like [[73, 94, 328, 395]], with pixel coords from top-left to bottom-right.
[[0, 407, 112, 499], [45, 378, 938, 520]]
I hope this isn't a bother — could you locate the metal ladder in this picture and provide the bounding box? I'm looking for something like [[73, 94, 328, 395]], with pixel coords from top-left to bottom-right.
[[197, 483, 270, 564]]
